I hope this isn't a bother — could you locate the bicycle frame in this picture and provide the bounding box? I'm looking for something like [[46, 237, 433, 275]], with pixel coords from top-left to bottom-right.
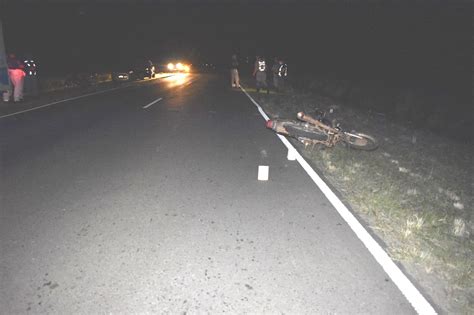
[[266, 111, 378, 150], [296, 112, 342, 147]]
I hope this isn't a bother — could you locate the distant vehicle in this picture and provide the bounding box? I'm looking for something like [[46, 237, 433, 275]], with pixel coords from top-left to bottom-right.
[[112, 71, 130, 82], [166, 62, 191, 73], [112, 60, 156, 82]]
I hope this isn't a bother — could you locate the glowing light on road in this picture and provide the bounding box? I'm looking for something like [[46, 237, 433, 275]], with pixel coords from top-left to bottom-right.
[[167, 63, 175, 71], [173, 73, 187, 85], [164, 73, 189, 88]]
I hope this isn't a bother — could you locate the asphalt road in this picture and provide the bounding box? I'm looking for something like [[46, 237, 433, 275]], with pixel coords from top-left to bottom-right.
[[1, 74, 415, 314]]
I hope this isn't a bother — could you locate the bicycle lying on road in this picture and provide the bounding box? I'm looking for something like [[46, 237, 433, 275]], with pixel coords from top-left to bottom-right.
[[265, 110, 378, 151]]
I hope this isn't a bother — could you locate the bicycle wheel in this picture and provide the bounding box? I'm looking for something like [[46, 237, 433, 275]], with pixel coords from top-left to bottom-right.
[[343, 132, 378, 150]]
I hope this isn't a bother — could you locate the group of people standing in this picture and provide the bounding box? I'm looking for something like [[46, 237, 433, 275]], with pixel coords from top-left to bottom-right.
[[230, 54, 288, 94], [2, 53, 38, 103], [253, 55, 288, 94]]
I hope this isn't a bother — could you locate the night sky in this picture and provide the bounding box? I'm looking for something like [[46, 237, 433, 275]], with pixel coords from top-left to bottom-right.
[[1, 1, 471, 93]]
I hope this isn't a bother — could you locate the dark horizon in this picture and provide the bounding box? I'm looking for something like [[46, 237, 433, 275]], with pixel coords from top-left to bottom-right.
[[1, 1, 471, 93]]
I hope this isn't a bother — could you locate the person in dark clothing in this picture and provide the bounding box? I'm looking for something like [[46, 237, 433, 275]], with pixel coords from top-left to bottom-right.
[[253, 55, 269, 94], [276, 58, 288, 92], [23, 56, 39, 98]]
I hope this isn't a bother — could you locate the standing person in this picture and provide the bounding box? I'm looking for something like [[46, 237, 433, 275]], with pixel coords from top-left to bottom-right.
[[23, 55, 38, 98], [7, 53, 25, 102], [230, 54, 240, 88], [253, 55, 269, 94], [277, 58, 288, 92]]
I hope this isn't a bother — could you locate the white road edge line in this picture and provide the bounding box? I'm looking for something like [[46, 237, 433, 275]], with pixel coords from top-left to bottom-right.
[[142, 97, 163, 109], [240, 86, 437, 315], [0, 85, 127, 119]]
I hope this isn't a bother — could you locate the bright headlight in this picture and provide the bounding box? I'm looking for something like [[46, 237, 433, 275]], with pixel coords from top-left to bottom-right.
[[176, 63, 183, 70], [184, 65, 190, 72], [167, 63, 175, 71]]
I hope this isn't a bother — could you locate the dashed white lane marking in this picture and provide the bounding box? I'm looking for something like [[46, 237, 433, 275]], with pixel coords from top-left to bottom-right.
[[0, 74, 176, 120], [240, 86, 437, 315], [0, 86, 128, 119], [142, 97, 163, 109]]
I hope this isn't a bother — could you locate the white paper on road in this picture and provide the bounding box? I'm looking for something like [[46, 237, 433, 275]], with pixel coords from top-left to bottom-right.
[[257, 165, 269, 181]]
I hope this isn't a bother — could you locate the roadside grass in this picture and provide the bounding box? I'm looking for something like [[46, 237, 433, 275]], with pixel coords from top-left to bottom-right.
[[39, 73, 112, 92], [252, 88, 473, 313]]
